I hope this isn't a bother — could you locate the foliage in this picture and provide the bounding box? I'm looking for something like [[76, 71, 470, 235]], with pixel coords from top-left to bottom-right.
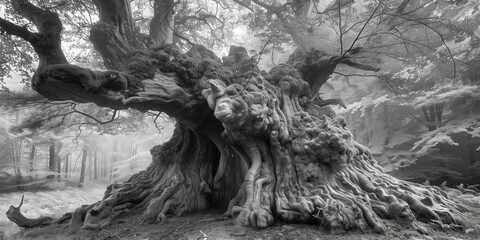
[[326, 0, 480, 183]]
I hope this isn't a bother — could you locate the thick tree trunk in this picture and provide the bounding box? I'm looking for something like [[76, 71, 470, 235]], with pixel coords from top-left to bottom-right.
[[90, 0, 139, 70], [149, 0, 175, 47]]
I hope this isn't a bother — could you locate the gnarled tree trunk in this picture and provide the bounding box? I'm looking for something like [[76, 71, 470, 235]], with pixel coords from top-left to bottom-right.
[[0, 0, 476, 235]]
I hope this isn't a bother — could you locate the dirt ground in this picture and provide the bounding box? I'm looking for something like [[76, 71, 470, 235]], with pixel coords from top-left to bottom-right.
[[8, 209, 480, 240]]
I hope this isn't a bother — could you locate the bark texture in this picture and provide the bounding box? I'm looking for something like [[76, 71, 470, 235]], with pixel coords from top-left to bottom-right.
[[1, 0, 476, 235], [6, 195, 54, 228], [149, 0, 175, 47]]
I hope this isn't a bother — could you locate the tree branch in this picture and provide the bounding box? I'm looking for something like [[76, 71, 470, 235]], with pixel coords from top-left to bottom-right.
[[72, 105, 119, 125], [0, 16, 37, 42], [339, 58, 380, 72], [337, 0, 343, 54], [7, 0, 67, 66], [11, 0, 63, 35]]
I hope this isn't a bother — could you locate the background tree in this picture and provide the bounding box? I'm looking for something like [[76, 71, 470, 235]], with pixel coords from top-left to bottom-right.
[[0, 87, 172, 191], [1, 0, 478, 236], [323, 0, 480, 186]]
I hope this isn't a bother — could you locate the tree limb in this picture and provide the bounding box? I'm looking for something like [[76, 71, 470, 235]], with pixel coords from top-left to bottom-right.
[[340, 58, 380, 72], [72, 105, 119, 125], [11, 0, 63, 36], [0, 16, 37, 42]]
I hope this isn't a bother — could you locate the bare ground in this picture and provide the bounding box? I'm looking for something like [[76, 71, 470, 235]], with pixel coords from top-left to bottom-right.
[[8, 208, 480, 240]]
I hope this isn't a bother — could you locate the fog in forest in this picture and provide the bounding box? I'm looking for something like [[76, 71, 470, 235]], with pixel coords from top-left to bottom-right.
[[0, 112, 174, 236], [1, 0, 480, 239]]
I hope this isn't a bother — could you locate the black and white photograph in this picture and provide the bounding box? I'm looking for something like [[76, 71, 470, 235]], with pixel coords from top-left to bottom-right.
[[0, 0, 479, 239]]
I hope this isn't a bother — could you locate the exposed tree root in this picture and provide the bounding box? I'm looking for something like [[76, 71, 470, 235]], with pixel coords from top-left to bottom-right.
[[80, 124, 223, 229], [201, 61, 476, 234], [6, 195, 54, 228]]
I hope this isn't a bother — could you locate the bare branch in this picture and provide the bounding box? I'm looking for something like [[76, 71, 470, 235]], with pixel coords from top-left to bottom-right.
[[72, 105, 119, 125], [339, 58, 380, 72], [342, 0, 382, 57], [383, 12, 457, 82], [17, 195, 24, 208]]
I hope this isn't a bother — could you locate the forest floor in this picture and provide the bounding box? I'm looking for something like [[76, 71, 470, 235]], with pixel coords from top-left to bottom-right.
[[2, 182, 480, 240], [0, 180, 108, 239], [7, 208, 480, 240]]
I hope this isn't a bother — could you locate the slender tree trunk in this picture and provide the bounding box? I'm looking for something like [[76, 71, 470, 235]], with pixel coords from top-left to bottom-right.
[[130, 144, 137, 171], [88, 149, 92, 180], [93, 150, 98, 180], [422, 104, 444, 131], [365, 106, 374, 144], [14, 139, 23, 189], [110, 140, 118, 181], [55, 142, 63, 180], [10, 139, 24, 190], [429, 105, 436, 123], [79, 148, 87, 186], [64, 154, 69, 178], [47, 142, 55, 179], [28, 144, 35, 182], [99, 153, 103, 178], [383, 103, 390, 147], [103, 153, 107, 178], [422, 106, 436, 131], [57, 156, 61, 182], [9, 140, 17, 173], [435, 103, 444, 128], [72, 151, 83, 175]]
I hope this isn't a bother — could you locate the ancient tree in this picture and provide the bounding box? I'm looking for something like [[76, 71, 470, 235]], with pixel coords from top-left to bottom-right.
[[1, 0, 475, 234]]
